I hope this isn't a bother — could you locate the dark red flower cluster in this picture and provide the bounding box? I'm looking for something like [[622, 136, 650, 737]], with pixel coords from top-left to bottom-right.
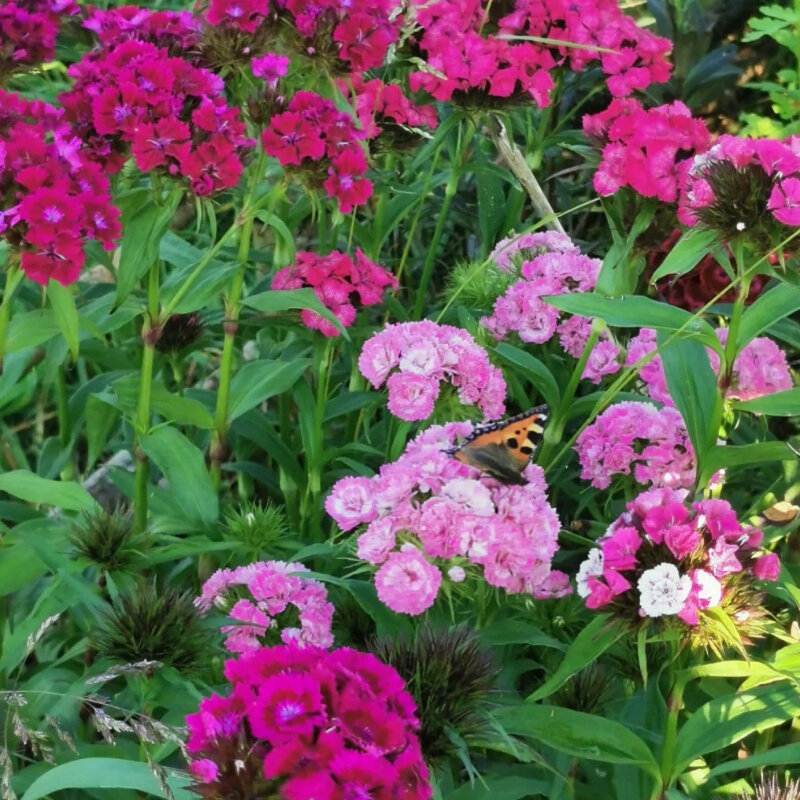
[[583, 99, 711, 203], [60, 41, 253, 194], [343, 76, 439, 142], [272, 249, 398, 337], [82, 5, 200, 52], [262, 91, 372, 213], [409, 0, 672, 107], [279, 0, 402, 72], [0, 0, 78, 79], [651, 230, 766, 311], [0, 91, 121, 286], [186, 645, 431, 800]]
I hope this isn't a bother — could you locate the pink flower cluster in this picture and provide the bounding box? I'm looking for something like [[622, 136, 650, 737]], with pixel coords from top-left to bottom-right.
[[187, 645, 431, 800], [481, 241, 623, 383], [575, 402, 696, 491], [61, 40, 252, 193], [0, 91, 121, 286], [326, 422, 570, 615], [576, 488, 780, 624], [409, 0, 671, 106], [679, 133, 800, 228], [358, 322, 507, 422], [272, 249, 398, 337], [343, 76, 439, 142], [583, 99, 711, 203], [0, 1, 78, 77], [626, 328, 793, 405], [83, 5, 199, 51], [262, 91, 372, 213], [489, 230, 579, 273], [196, 561, 334, 653], [281, 0, 403, 71], [205, 0, 269, 32]]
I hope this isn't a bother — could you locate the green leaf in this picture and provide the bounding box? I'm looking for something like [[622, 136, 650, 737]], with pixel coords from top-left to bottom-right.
[[671, 683, 800, 777], [736, 388, 800, 416], [708, 743, 800, 779], [115, 189, 182, 306], [496, 705, 660, 777], [243, 289, 348, 338], [21, 758, 193, 800], [527, 615, 624, 702], [545, 293, 721, 352], [256, 212, 296, 263], [738, 283, 800, 346], [493, 342, 560, 408], [227, 359, 310, 422], [445, 770, 549, 800], [48, 280, 80, 361], [0, 471, 95, 512], [657, 332, 718, 463], [704, 441, 795, 474], [650, 228, 720, 283], [5, 310, 60, 353], [140, 427, 217, 526], [85, 395, 120, 471]]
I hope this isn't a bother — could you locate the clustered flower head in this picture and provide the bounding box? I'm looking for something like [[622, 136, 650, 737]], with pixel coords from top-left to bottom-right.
[[358, 322, 507, 422], [342, 76, 438, 152], [82, 5, 199, 52], [204, 0, 270, 33], [326, 422, 570, 616], [575, 402, 696, 491], [409, 0, 671, 108], [0, 91, 121, 286], [0, 1, 79, 81], [60, 39, 252, 193], [576, 488, 780, 625], [489, 229, 579, 273], [626, 328, 793, 405], [272, 249, 398, 337], [279, 0, 403, 73], [481, 238, 622, 383], [583, 99, 711, 203], [262, 91, 372, 213], [651, 230, 767, 311], [196, 561, 335, 653], [678, 134, 800, 240], [187, 644, 431, 800]]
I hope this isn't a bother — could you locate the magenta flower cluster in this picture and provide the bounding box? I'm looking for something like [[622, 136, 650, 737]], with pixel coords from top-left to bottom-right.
[[481, 236, 622, 383], [272, 249, 398, 337], [196, 561, 334, 653], [576, 488, 780, 624], [358, 322, 507, 422], [627, 328, 793, 405], [0, 91, 121, 286], [326, 422, 570, 616], [583, 98, 711, 203], [575, 402, 696, 491], [262, 91, 372, 214], [83, 5, 198, 50], [61, 40, 252, 194], [187, 645, 431, 800], [409, 0, 671, 106], [679, 134, 800, 227]]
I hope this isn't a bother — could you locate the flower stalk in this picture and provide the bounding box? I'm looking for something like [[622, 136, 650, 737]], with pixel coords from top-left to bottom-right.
[[0, 264, 23, 372]]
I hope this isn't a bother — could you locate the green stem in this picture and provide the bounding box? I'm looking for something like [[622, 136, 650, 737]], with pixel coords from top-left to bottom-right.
[[133, 264, 161, 535], [209, 215, 254, 489], [56, 365, 74, 481], [659, 675, 688, 790], [0, 265, 23, 370]]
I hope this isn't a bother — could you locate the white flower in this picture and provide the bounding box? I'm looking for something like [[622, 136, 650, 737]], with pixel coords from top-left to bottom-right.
[[447, 566, 466, 583], [695, 569, 722, 609], [637, 563, 692, 617], [399, 341, 441, 376], [576, 549, 604, 599], [441, 478, 495, 516]]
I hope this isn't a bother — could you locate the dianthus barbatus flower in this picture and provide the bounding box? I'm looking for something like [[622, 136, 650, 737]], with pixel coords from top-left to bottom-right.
[[0, 90, 121, 285], [359, 321, 507, 422], [186, 644, 431, 800], [575, 488, 779, 631], [326, 422, 570, 616], [272, 249, 397, 337], [575, 401, 696, 491], [196, 560, 335, 652], [626, 328, 793, 405]]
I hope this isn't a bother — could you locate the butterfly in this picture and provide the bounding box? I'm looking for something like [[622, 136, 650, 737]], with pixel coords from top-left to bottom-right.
[[446, 406, 549, 485]]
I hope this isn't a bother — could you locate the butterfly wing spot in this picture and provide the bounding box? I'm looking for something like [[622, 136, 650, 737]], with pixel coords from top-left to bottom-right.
[[506, 437, 519, 448], [519, 445, 534, 456]]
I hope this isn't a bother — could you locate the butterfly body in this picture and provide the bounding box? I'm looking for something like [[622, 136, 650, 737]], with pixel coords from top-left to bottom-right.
[[447, 406, 549, 484]]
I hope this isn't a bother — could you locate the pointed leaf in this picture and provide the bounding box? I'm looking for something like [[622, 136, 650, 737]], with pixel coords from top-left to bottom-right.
[[243, 289, 348, 338], [48, 280, 80, 361], [738, 283, 800, 346], [0, 471, 94, 512], [227, 359, 311, 422]]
